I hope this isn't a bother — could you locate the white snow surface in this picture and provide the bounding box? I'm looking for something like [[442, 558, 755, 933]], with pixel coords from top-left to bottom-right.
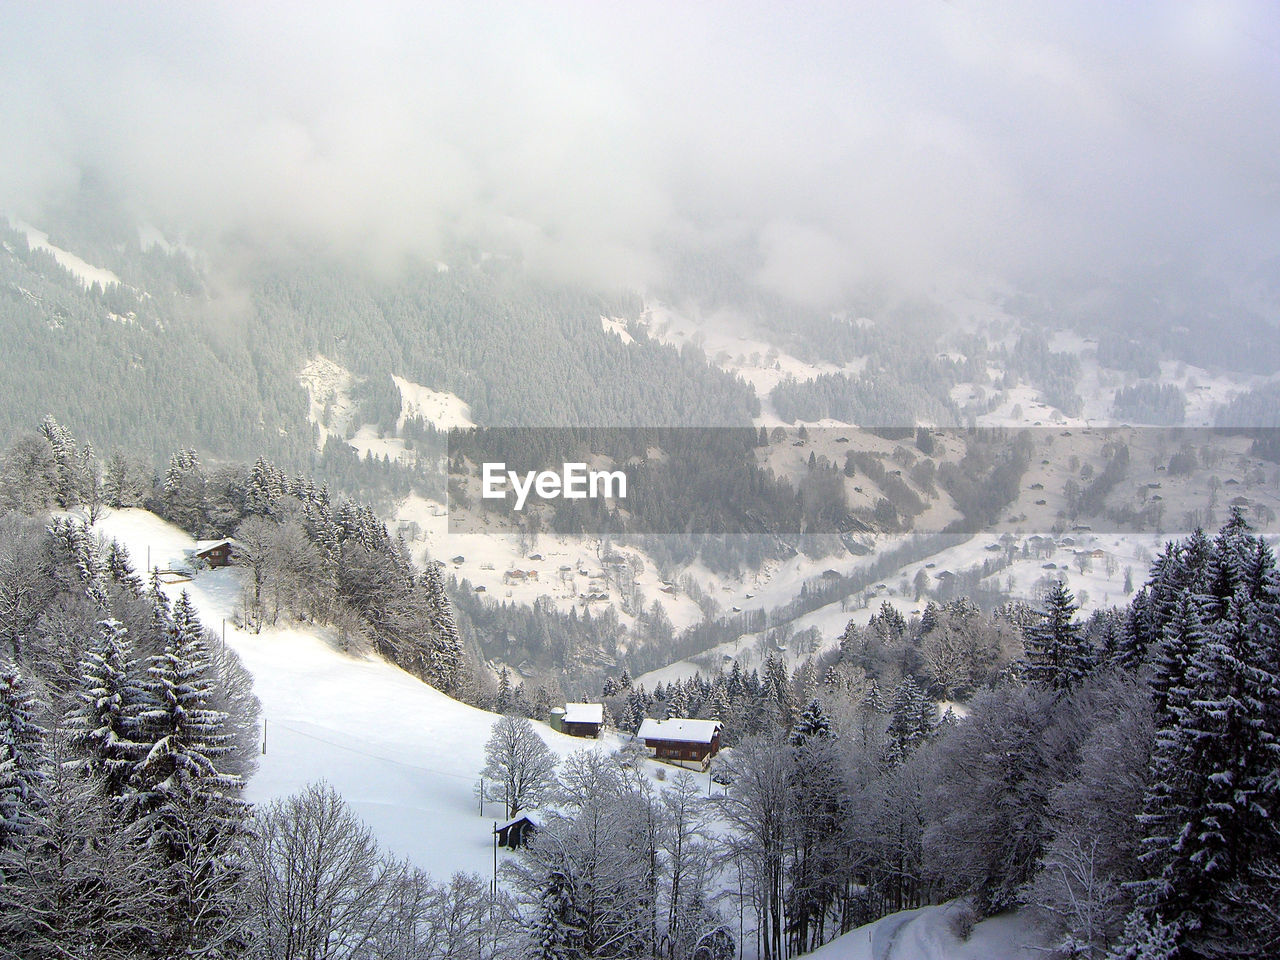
[[563, 702, 604, 725], [637, 717, 721, 744], [297, 356, 358, 450], [639, 301, 867, 428], [601, 315, 636, 344], [392, 374, 474, 431], [298, 358, 472, 459], [10, 219, 121, 288], [807, 904, 1045, 960], [91, 508, 603, 876]]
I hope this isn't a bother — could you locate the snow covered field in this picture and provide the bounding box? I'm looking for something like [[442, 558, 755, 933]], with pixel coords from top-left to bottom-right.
[[639, 301, 868, 428], [392, 373, 474, 430], [298, 355, 359, 450]]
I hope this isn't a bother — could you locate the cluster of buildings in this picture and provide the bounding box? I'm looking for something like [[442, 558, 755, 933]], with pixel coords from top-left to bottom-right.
[[549, 702, 723, 769], [495, 702, 724, 848]]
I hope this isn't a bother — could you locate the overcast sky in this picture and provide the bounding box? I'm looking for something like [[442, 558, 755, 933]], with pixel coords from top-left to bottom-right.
[[3, 1, 1278, 302]]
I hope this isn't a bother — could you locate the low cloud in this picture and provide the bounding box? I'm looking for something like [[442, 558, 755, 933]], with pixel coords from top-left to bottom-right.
[[3, 1, 1277, 304]]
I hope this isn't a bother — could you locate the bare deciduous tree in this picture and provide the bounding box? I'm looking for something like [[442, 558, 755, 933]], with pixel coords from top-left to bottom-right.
[[482, 715, 559, 819], [246, 781, 398, 959]]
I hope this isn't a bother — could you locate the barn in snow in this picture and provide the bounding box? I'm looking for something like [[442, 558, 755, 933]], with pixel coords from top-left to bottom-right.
[[495, 811, 540, 848], [637, 717, 722, 769], [551, 702, 604, 738]]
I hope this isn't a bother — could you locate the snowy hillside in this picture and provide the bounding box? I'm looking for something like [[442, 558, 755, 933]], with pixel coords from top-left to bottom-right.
[[8, 218, 122, 288], [639, 301, 867, 428], [82, 511, 1060, 960], [298, 355, 359, 450], [298, 355, 474, 461], [392, 373, 475, 430], [92, 508, 599, 875]]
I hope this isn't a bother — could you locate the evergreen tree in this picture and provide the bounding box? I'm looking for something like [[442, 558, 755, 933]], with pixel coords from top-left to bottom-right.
[[38, 415, 90, 508], [1149, 595, 1204, 722], [529, 868, 584, 960], [623, 691, 648, 733], [0, 758, 161, 957], [1025, 581, 1092, 690], [48, 515, 110, 610], [796, 659, 819, 706], [65, 619, 148, 797], [883, 677, 932, 765], [920, 601, 940, 635], [497, 667, 513, 713], [1130, 524, 1280, 957], [244, 456, 285, 517], [130, 593, 250, 954], [1107, 912, 1181, 960], [871, 602, 907, 643], [763, 654, 796, 729], [0, 662, 47, 850], [790, 698, 832, 747], [706, 684, 730, 722], [1203, 508, 1253, 618], [421, 560, 464, 694], [1116, 593, 1150, 671], [105, 540, 145, 596]]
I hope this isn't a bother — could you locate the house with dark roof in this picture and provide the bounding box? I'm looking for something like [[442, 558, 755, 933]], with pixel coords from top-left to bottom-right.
[[495, 811, 540, 848], [189, 539, 236, 569]]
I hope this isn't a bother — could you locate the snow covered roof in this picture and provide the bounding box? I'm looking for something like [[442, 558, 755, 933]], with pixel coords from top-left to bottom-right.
[[563, 702, 604, 725], [637, 718, 722, 745], [192, 538, 236, 553], [497, 810, 542, 831]]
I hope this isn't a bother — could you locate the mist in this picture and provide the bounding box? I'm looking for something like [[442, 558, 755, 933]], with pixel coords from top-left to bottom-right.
[[3, 1, 1278, 304]]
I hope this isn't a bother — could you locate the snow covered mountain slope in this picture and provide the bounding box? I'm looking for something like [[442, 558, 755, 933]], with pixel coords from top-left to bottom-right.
[[298, 355, 359, 450], [392, 373, 474, 431], [807, 904, 1045, 960], [92, 508, 595, 876], [9, 218, 122, 288]]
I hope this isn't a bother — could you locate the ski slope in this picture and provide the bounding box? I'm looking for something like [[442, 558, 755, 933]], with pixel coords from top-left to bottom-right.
[[92, 508, 599, 876]]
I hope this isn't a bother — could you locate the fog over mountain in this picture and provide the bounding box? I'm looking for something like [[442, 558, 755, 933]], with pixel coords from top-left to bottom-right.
[[5, 1, 1279, 304]]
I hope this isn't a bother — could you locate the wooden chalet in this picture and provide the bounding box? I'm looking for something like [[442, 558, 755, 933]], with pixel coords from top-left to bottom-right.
[[549, 703, 603, 738], [637, 718, 723, 769], [190, 539, 236, 569], [495, 811, 540, 849]]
